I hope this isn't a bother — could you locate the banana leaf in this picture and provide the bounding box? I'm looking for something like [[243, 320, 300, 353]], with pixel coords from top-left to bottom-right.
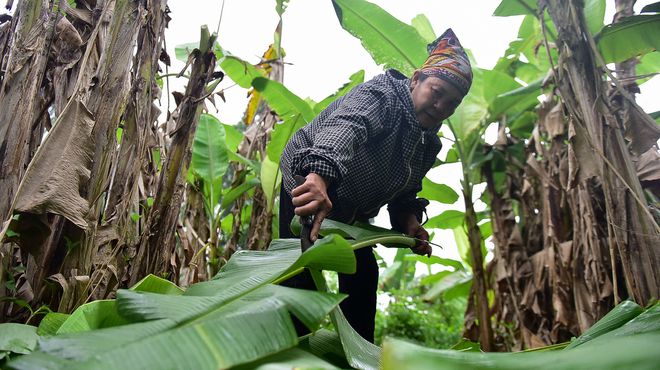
[[190, 114, 229, 212], [8, 235, 356, 370], [0, 324, 38, 355], [565, 300, 643, 349], [331, 0, 427, 76], [597, 14, 660, 64], [381, 332, 660, 370]]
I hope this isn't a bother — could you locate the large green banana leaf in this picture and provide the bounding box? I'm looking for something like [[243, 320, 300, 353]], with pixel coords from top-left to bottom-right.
[[381, 332, 660, 370], [597, 14, 660, 64], [380, 301, 659, 370], [331, 0, 427, 76], [8, 235, 356, 370]]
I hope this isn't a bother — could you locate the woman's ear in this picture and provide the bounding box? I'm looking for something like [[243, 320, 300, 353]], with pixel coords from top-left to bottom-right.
[[410, 70, 421, 90]]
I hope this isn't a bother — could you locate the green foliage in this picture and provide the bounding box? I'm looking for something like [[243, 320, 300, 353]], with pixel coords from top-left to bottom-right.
[[636, 52, 660, 85], [425, 210, 465, 229], [418, 177, 459, 204], [375, 290, 466, 350], [565, 300, 644, 349], [0, 323, 38, 358], [493, 0, 537, 17], [410, 14, 436, 43], [7, 235, 359, 370], [190, 114, 229, 216], [331, 0, 427, 76], [380, 302, 660, 370], [597, 14, 660, 64], [314, 70, 365, 114]]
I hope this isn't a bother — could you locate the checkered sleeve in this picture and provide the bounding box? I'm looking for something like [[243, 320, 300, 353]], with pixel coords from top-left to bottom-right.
[[290, 84, 393, 185], [388, 188, 429, 232]]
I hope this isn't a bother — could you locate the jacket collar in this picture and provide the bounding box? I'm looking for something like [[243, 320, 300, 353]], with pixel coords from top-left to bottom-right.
[[384, 69, 441, 134]]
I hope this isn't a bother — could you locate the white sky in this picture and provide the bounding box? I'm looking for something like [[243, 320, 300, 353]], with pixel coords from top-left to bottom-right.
[[164, 0, 659, 264]]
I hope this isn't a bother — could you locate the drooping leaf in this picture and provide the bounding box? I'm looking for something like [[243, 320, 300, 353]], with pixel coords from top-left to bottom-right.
[[597, 14, 660, 64], [452, 226, 471, 267], [329, 305, 381, 370], [418, 177, 460, 204], [331, 0, 427, 75], [251, 77, 315, 164], [0, 323, 38, 355], [487, 71, 541, 120], [411, 14, 436, 43], [584, 302, 660, 342], [221, 176, 260, 209], [425, 210, 465, 229], [14, 100, 94, 229], [214, 44, 267, 88], [298, 329, 351, 369]]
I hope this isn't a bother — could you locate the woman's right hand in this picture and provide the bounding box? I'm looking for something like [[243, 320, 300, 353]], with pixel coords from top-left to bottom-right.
[[291, 173, 332, 241]]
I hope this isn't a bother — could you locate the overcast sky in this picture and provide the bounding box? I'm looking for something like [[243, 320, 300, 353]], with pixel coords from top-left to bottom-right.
[[164, 0, 659, 263]]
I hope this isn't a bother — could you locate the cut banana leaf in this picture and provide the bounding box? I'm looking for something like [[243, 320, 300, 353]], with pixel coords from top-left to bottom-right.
[[381, 332, 660, 370], [9, 235, 356, 370], [581, 302, 659, 345], [565, 300, 643, 349]]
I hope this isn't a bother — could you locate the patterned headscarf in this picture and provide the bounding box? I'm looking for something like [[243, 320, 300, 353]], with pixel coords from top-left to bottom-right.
[[420, 28, 472, 97]]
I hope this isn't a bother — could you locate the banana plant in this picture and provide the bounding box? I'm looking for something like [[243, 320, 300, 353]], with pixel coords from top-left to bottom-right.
[[2, 266, 658, 370]]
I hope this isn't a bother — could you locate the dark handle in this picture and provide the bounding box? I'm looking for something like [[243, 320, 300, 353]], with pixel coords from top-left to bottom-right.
[[294, 175, 314, 251]]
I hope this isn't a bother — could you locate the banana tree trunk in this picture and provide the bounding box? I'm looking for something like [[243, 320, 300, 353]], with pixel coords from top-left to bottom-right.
[[462, 183, 494, 351], [545, 0, 659, 310], [0, 0, 53, 221], [130, 28, 217, 284]]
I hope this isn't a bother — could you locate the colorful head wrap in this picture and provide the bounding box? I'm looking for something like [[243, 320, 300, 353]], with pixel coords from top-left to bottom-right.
[[420, 28, 472, 96]]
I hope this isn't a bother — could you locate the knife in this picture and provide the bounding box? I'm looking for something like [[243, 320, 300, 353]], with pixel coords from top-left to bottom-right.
[[294, 175, 314, 252]]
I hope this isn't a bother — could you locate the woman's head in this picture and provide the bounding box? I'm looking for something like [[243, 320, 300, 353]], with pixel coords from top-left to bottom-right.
[[410, 28, 472, 129], [410, 72, 464, 129]]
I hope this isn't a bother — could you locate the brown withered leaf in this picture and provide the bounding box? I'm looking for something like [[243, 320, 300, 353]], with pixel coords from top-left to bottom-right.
[[539, 101, 566, 140], [625, 102, 660, 156], [14, 100, 94, 229], [635, 148, 660, 184]]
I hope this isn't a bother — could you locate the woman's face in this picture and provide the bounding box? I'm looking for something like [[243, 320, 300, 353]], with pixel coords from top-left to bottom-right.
[[410, 71, 464, 130]]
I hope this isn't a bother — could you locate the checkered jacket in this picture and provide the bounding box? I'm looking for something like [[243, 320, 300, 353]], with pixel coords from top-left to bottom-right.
[[280, 69, 442, 223]]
